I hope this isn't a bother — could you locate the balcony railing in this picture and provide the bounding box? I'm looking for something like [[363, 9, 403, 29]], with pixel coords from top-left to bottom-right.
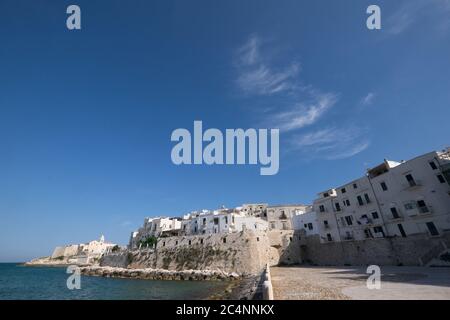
[[403, 180, 422, 190], [419, 205, 432, 214]]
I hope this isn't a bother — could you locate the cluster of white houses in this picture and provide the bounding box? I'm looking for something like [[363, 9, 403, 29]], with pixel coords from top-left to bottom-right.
[[129, 149, 450, 249], [129, 204, 309, 249]]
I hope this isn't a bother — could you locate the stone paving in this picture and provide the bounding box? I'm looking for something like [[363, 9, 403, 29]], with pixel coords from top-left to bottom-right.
[[270, 266, 450, 300]]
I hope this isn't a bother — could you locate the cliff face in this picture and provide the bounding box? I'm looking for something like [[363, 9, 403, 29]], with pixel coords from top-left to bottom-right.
[[100, 230, 282, 275]]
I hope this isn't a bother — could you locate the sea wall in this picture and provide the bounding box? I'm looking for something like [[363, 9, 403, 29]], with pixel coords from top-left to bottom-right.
[[101, 229, 450, 271], [80, 266, 241, 281], [100, 230, 273, 275], [297, 231, 450, 266]]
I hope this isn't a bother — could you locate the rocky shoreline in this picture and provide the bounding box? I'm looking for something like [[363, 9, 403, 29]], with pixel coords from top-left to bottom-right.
[[24, 256, 74, 267], [79, 266, 263, 300], [80, 266, 241, 281]]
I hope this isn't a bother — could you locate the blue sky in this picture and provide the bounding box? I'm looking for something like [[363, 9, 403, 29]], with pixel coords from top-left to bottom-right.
[[1, 0, 449, 262]]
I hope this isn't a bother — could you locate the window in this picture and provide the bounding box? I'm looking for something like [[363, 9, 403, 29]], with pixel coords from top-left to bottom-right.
[[405, 174, 416, 187], [304, 224, 307, 228], [437, 174, 446, 184], [345, 216, 353, 226], [335, 202, 341, 212], [380, 182, 388, 191], [223, 238, 226, 244], [373, 226, 384, 236], [371, 211, 379, 219], [319, 205, 325, 213], [324, 220, 329, 228], [397, 224, 407, 238], [345, 199, 351, 206], [341, 188, 346, 194], [224, 216, 228, 224], [353, 183, 358, 189], [390, 207, 400, 219], [364, 193, 371, 203], [429, 161, 438, 170], [323, 192, 329, 198], [404, 202, 416, 211], [200, 239, 204, 244], [175, 240, 178, 245], [364, 229, 373, 238], [426, 222, 439, 236], [307, 223, 313, 230], [326, 233, 332, 242], [417, 200, 429, 213], [357, 196, 364, 206], [188, 240, 191, 245]]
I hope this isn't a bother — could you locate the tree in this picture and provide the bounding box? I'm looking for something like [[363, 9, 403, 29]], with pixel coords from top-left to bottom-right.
[[139, 236, 157, 248]]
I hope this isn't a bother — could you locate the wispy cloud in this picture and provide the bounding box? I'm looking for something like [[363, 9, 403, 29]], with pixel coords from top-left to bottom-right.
[[237, 63, 300, 96], [291, 126, 370, 160], [234, 34, 369, 160], [386, 0, 450, 35], [271, 93, 338, 131], [235, 35, 300, 96], [235, 35, 338, 131], [360, 92, 375, 106]]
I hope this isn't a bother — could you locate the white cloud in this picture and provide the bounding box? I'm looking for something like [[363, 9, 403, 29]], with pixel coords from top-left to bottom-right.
[[234, 34, 367, 161], [272, 93, 338, 131], [236, 34, 261, 66], [235, 35, 300, 96], [386, 0, 450, 35], [361, 92, 375, 106], [237, 63, 300, 96], [292, 126, 370, 160]]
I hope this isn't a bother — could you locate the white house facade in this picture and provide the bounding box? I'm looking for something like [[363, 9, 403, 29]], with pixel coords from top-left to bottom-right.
[[314, 149, 450, 243]]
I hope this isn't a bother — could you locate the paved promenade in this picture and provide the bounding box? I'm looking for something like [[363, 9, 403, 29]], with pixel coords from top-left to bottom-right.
[[271, 266, 450, 300]]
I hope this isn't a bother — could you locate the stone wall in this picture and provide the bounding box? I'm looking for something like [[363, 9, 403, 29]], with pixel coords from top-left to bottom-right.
[[296, 231, 450, 266], [267, 230, 301, 265], [101, 230, 273, 275], [101, 229, 450, 271]]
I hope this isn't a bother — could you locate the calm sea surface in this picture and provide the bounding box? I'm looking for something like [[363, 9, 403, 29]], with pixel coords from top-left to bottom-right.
[[0, 263, 228, 300]]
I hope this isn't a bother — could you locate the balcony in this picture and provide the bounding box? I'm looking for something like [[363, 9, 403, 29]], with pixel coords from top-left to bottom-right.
[[358, 217, 373, 225], [406, 205, 433, 217], [403, 180, 422, 190], [418, 205, 433, 215]]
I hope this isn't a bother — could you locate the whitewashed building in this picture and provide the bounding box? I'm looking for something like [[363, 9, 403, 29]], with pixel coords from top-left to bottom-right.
[[129, 216, 182, 249], [314, 149, 450, 243], [266, 204, 308, 230], [180, 208, 268, 236], [240, 203, 269, 218], [292, 207, 319, 236]]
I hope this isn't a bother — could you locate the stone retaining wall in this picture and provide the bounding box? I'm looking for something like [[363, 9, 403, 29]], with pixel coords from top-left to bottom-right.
[[100, 230, 272, 275], [298, 231, 450, 266]]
